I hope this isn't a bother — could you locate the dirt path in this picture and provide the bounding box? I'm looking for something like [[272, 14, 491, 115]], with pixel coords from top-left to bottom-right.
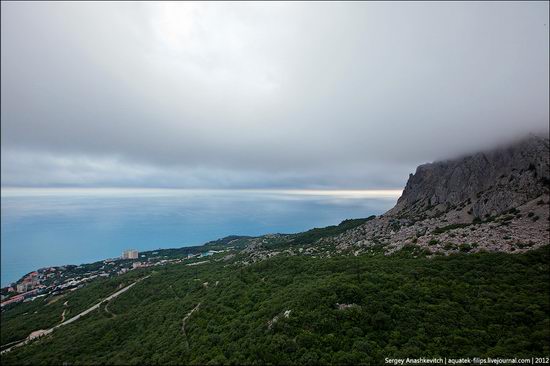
[[181, 303, 201, 349], [60, 300, 68, 323], [169, 284, 181, 299], [104, 300, 116, 318]]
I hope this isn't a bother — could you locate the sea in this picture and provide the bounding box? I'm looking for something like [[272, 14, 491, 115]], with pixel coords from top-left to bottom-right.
[[0, 188, 401, 287]]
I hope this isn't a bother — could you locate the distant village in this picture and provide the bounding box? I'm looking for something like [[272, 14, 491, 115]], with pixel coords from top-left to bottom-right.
[[0, 247, 227, 309]]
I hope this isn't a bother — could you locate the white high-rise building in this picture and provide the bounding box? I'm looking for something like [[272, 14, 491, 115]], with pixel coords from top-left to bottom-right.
[[122, 249, 139, 260]]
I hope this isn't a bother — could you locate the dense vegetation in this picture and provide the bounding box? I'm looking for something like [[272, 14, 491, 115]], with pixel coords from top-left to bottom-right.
[[2, 245, 549, 365], [289, 216, 376, 246], [1, 271, 145, 346]]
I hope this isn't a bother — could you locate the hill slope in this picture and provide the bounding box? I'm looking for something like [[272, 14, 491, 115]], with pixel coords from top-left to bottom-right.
[[2, 248, 549, 365]]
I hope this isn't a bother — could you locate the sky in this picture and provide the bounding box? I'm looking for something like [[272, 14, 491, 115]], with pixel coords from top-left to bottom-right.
[[1, 1, 549, 190]]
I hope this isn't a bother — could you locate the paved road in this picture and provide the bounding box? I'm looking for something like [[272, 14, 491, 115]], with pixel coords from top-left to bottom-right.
[[1, 275, 150, 355]]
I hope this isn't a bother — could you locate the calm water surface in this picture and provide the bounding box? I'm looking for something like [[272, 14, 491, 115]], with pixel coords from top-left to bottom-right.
[[1, 188, 400, 286]]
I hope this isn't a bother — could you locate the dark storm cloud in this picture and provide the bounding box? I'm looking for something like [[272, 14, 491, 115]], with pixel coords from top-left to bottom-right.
[[1, 2, 548, 188]]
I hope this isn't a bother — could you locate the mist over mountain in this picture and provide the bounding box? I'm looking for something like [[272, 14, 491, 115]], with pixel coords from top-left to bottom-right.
[[390, 134, 550, 218]]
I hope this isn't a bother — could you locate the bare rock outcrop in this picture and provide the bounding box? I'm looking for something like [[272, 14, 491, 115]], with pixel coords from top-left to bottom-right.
[[387, 135, 549, 220], [324, 135, 550, 255]]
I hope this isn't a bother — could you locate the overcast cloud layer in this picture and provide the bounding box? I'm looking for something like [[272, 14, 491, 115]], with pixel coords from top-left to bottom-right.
[[1, 2, 548, 189]]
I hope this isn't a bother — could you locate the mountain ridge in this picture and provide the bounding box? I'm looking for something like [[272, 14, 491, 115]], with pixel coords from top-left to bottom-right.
[[319, 135, 549, 256], [387, 134, 549, 219]]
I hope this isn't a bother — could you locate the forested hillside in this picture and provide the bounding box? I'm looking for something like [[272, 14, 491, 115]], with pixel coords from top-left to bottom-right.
[[2, 246, 549, 365]]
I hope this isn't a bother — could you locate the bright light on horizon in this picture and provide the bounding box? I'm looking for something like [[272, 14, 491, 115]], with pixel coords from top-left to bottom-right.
[[0, 187, 403, 198]]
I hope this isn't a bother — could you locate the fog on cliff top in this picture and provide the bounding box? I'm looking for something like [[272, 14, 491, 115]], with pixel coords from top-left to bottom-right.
[[1, 2, 548, 189]]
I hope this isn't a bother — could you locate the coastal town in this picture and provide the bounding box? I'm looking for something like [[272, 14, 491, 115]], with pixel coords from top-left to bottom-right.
[[0, 248, 227, 310]]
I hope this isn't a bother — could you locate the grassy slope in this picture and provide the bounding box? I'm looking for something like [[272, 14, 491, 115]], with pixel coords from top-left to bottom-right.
[[2, 246, 549, 365]]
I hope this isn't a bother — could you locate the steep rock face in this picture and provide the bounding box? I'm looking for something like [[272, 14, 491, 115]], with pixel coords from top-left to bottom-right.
[[321, 135, 550, 256], [387, 135, 549, 219]]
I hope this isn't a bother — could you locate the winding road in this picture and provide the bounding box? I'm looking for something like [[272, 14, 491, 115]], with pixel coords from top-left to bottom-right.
[[1, 275, 150, 355]]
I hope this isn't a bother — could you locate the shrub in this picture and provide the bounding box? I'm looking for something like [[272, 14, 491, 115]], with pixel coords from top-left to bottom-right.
[[443, 243, 455, 250], [459, 244, 473, 252]]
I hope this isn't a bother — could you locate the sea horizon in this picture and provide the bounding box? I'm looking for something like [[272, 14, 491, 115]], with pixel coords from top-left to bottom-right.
[[1, 187, 401, 286]]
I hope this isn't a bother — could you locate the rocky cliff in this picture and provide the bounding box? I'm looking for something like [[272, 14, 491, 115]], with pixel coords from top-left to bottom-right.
[[387, 135, 550, 220], [321, 135, 550, 255]]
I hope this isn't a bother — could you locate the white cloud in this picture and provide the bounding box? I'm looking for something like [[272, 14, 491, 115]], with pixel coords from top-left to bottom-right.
[[1, 2, 548, 188]]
